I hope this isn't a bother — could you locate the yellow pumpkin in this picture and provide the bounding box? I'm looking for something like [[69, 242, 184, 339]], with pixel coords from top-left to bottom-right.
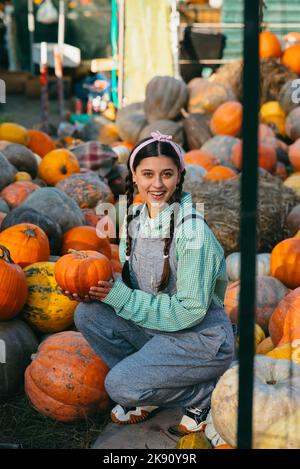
[[22, 261, 77, 333], [260, 101, 286, 137], [236, 324, 266, 350], [283, 173, 300, 196], [38, 149, 80, 185], [0, 123, 29, 146], [176, 432, 212, 449], [266, 339, 300, 365], [14, 171, 32, 182]]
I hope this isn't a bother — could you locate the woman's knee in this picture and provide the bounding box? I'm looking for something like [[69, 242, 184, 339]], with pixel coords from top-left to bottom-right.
[[104, 368, 142, 406], [73, 302, 94, 332]]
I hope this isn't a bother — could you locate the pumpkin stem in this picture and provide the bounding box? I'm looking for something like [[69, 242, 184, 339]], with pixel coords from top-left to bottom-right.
[[0, 244, 14, 264], [60, 164, 68, 175], [21, 227, 37, 238], [266, 380, 277, 385], [68, 249, 88, 259]]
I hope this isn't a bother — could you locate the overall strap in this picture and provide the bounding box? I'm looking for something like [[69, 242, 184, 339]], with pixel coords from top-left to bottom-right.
[[176, 212, 208, 228]]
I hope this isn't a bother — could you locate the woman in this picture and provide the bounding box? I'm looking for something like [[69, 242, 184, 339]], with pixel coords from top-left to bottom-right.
[[68, 131, 234, 434]]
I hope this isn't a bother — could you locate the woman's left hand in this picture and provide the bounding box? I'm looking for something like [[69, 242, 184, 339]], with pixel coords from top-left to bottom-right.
[[89, 280, 114, 301]]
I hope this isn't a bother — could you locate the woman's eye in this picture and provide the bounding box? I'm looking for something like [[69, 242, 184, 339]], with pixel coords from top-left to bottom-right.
[[143, 173, 153, 177], [163, 173, 173, 177]]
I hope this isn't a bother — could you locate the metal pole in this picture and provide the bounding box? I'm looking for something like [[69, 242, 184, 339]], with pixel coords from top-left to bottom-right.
[[27, 0, 35, 74], [117, 0, 125, 109], [237, 0, 260, 449]]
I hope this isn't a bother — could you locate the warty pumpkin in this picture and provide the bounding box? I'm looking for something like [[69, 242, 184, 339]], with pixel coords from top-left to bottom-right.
[[211, 355, 300, 448], [24, 331, 110, 422], [38, 149, 80, 186], [210, 101, 243, 137], [23, 262, 77, 333], [27, 129, 55, 157], [259, 31, 282, 59], [0, 245, 28, 320], [270, 237, 300, 289], [0, 181, 40, 209], [55, 249, 113, 297], [0, 223, 50, 268], [62, 226, 112, 258]]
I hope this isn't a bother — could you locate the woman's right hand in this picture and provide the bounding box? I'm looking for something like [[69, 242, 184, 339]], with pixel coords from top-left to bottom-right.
[[58, 287, 91, 303]]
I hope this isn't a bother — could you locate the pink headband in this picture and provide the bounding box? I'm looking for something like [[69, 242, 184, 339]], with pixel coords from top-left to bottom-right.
[[129, 131, 185, 173]]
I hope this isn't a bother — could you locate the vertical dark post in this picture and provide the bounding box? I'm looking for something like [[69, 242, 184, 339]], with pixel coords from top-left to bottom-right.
[[237, 0, 260, 449], [27, 0, 35, 74]]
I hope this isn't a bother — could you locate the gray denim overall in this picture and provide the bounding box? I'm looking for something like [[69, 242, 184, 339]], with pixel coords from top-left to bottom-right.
[[74, 213, 235, 410]]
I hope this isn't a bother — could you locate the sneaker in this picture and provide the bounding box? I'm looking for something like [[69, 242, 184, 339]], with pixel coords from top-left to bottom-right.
[[177, 406, 211, 434], [110, 404, 159, 425]]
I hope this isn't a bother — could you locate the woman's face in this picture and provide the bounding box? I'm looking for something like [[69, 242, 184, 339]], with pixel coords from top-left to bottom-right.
[[132, 155, 181, 217]]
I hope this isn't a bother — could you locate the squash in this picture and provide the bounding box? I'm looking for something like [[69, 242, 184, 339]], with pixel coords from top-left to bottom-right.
[[1, 206, 63, 256], [231, 141, 277, 172], [256, 336, 275, 355], [0, 152, 17, 190], [139, 120, 184, 146], [211, 355, 300, 448], [56, 172, 114, 209], [22, 187, 85, 233], [39, 149, 80, 186], [269, 287, 300, 346], [0, 181, 40, 208], [62, 226, 112, 258], [23, 262, 77, 333], [259, 31, 282, 59], [2, 144, 38, 179], [285, 107, 300, 141], [0, 319, 38, 400], [115, 102, 147, 145], [24, 331, 110, 422], [144, 76, 188, 123], [224, 276, 288, 334], [0, 223, 50, 268], [14, 171, 32, 182], [270, 237, 300, 289], [184, 149, 218, 170], [0, 245, 28, 320], [0, 123, 29, 146], [27, 129, 55, 157], [55, 249, 113, 297], [288, 139, 300, 171], [181, 110, 212, 150], [260, 101, 286, 137], [286, 203, 300, 235], [204, 165, 237, 182], [201, 135, 240, 167], [282, 44, 300, 74], [187, 78, 236, 114], [279, 79, 300, 114], [176, 433, 212, 449], [226, 252, 271, 281], [210, 101, 243, 137]]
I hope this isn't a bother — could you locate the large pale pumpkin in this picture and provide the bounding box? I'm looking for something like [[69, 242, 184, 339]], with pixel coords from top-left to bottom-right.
[[257, 409, 300, 449], [0, 223, 50, 268], [23, 262, 77, 333], [187, 78, 236, 114], [270, 237, 300, 288], [0, 245, 28, 320], [211, 355, 300, 448], [39, 149, 80, 185], [25, 331, 110, 421], [224, 276, 288, 334], [55, 249, 113, 297], [269, 287, 300, 346], [226, 252, 271, 281]]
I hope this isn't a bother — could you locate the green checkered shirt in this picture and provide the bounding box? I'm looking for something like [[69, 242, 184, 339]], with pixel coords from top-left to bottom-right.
[[102, 191, 228, 331]]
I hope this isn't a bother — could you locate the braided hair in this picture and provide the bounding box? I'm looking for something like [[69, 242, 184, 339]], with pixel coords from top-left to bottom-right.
[[121, 138, 186, 292]]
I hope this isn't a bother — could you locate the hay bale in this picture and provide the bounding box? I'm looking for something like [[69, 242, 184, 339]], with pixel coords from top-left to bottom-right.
[[189, 171, 300, 256]]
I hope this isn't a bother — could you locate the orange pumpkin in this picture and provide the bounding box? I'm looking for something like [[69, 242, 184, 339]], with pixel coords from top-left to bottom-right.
[[210, 102, 243, 137], [259, 31, 282, 59], [204, 165, 237, 181], [0, 244, 28, 320], [184, 150, 218, 171], [24, 331, 110, 422], [288, 139, 300, 170], [38, 149, 80, 186], [282, 44, 300, 74], [0, 181, 40, 208], [231, 141, 277, 172], [62, 226, 112, 259], [55, 250, 113, 297], [269, 287, 300, 346], [0, 223, 50, 268], [270, 237, 300, 289], [27, 129, 55, 157]]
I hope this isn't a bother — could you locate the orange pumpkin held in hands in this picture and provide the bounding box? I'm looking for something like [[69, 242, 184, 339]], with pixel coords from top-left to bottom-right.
[[0, 244, 28, 320], [210, 101, 243, 137], [25, 331, 110, 422], [259, 31, 282, 59], [38, 149, 80, 185], [27, 129, 55, 157], [62, 226, 112, 259], [55, 250, 113, 297], [0, 223, 50, 268]]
